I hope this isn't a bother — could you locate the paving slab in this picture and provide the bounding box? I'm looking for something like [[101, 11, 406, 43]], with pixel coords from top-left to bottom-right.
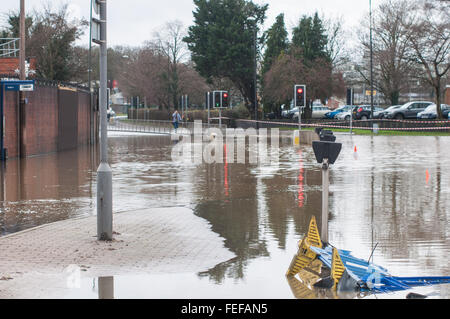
[[0, 207, 235, 298]]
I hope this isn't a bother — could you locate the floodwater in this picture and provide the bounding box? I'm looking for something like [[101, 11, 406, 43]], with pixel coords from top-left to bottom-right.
[[1, 131, 449, 299]]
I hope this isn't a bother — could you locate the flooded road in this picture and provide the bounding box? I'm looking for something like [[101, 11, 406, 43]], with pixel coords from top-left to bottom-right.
[[1, 132, 449, 298]]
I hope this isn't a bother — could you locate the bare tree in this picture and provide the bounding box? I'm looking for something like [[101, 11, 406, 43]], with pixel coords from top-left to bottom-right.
[[356, 0, 415, 105], [324, 15, 349, 70], [405, 0, 450, 118], [151, 20, 189, 109], [263, 50, 344, 118]]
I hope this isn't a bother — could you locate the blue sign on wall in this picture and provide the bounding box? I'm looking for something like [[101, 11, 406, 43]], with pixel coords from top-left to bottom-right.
[[2, 80, 35, 92]]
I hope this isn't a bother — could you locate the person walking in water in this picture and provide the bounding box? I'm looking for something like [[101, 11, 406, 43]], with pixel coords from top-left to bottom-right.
[[172, 110, 182, 133]]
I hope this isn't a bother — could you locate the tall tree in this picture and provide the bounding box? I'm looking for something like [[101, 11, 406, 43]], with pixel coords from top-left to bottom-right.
[[405, 0, 450, 118], [262, 13, 288, 76], [27, 3, 88, 81], [292, 13, 329, 64], [184, 0, 268, 111]]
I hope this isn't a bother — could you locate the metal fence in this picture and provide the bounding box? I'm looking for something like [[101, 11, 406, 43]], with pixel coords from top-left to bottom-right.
[[235, 118, 450, 132], [108, 118, 225, 135]]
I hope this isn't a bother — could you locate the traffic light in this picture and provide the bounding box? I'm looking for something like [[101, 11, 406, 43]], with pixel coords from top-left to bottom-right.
[[214, 91, 221, 108], [222, 92, 229, 108], [295, 85, 306, 107], [346, 88, 354, 105], [212, 91, 229, 108]]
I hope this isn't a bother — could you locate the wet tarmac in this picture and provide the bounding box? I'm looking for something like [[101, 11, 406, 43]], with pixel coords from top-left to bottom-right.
[[1, 131, 449, 299]]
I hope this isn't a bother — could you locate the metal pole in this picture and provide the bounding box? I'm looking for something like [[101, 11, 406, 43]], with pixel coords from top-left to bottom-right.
[[88, 0, 94, 145], [19, 0, 26, 81], [18, 0, 26, 159], [97, 0, 113, 241], [369, 0, 374, 129], [298, 100, 302, 132], [350, 89, 353, 135], [207, 92, 210, 126], [321, 158, 329, 243], [253, 26, 258, 130]]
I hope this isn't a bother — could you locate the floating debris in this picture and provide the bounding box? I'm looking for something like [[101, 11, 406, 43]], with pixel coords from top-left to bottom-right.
[[287, 216, 450, 296]]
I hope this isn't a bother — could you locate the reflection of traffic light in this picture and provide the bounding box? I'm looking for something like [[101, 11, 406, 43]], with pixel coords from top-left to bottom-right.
[[295, 85, 306, 107], [222, 92, 229, 108]]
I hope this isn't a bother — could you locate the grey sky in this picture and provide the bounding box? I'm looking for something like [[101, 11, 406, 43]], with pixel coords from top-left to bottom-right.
[[1, 0, 381, 47]]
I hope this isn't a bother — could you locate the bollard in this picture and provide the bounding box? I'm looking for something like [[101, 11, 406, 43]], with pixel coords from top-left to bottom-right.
[[312, 129, 342, 244], [321, 158, 330, 243]]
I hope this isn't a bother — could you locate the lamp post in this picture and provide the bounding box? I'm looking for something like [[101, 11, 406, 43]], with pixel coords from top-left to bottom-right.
[[19, 0, 26, 80], [249, 18, 258, 130], [93, 0, 113, 241], [369, 0, 374, 128]]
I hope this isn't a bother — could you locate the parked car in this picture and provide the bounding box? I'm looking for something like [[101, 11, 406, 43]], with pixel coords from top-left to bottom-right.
[[311, 106, 331, 119], [377, 105, 402, 119], [417, 104, 450, 119], [336, 108, 357, 121], [352, 105, 384, 120], [287, 107, 299, 119], [265, 112, 276, 120], [385, 101, 433, 119], [325, 105, 352, 119], [293, 106, 329, 120]]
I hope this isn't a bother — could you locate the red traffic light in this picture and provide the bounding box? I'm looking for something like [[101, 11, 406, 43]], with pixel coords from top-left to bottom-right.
[[297, 88, 303, 94], [223, 93, 228, 98]]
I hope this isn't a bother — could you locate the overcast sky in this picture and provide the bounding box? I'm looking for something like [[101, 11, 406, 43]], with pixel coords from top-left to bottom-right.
[[2, 0, 381, 47]]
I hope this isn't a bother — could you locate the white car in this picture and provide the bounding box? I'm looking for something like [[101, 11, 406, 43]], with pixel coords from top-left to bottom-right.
[[336, 111, 352, 121], [311, 106, 331, 119], [417, 104, 450, 119], [293, 106, 330, 120]]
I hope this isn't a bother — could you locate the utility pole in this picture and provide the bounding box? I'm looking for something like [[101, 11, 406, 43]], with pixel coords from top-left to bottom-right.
[[18, 0, 26, 159], [253, 25, 258, 130], [93, 0, 113, 241], [369, 0, 374, 129], [19, 0, 26, 81], [88, 0, 94, 145]]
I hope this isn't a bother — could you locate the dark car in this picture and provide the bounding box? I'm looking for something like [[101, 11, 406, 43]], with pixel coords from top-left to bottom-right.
[[385, 101, 433, 119], [352, 105, 371, 120], [265, 112, 276, 120]]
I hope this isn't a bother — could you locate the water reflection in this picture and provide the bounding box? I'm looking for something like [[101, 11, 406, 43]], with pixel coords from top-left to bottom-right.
[[98, 277, 114, 299], [1, 132, 449, 298], [0, 145, 97, 235]]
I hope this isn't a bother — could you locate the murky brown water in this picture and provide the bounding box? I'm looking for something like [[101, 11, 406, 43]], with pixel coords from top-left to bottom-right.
[[1, 131, 449, 299]]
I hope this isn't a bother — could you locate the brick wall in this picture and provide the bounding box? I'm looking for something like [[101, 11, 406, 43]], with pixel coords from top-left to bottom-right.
[[4, 91, 19, 158], [3, 84, 95, 159], [0, 57, 37, 76]]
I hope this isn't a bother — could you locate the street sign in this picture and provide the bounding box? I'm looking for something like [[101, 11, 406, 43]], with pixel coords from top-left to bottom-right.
[[19, 83, 34, 91], [3, 80, 35, 92], [93, 0, 100, 15], [91, 18, 102, 44]]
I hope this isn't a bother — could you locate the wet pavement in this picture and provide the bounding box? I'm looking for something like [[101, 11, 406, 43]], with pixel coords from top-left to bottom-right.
[[0, 131, 449, 299]]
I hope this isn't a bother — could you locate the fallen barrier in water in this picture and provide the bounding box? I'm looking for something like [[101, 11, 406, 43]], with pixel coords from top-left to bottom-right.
[[286, 216, 450, 297]]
